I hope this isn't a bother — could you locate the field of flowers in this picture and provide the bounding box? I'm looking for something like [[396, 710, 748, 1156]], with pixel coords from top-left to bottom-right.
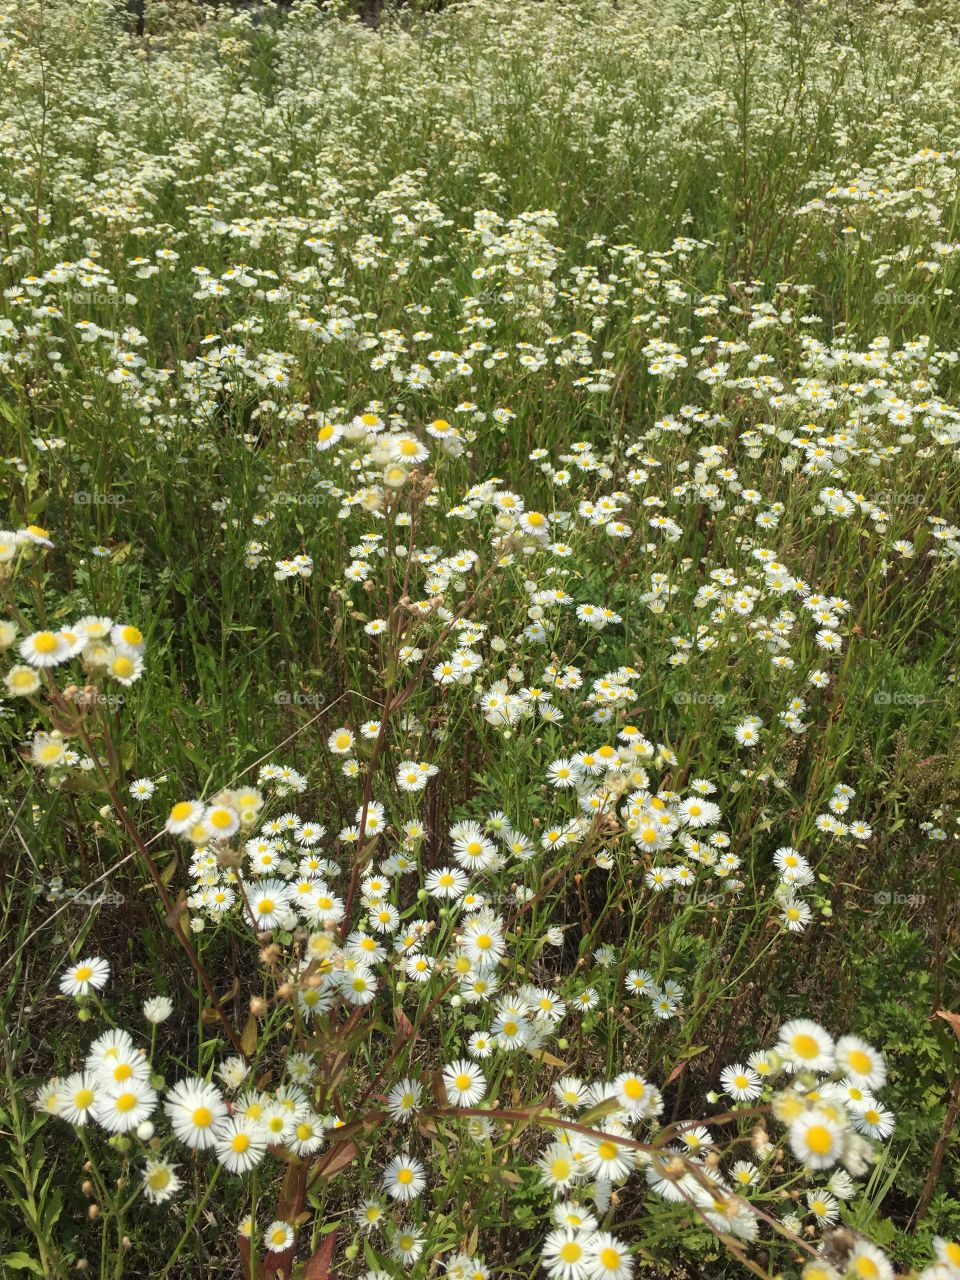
[[0, 0, 958, 1277]]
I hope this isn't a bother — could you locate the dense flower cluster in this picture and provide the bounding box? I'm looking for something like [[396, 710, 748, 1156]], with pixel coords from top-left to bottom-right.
[[2, 0, 958, 1277]]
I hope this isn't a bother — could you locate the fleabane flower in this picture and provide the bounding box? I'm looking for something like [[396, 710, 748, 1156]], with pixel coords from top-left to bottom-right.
[[789, 1110, 844, 1169], [142, 1158, 181, 1205], [777, 1019, 835, 1072], [215, 1116, 267, 1173], [20, 630, 70, 667], [833, 1035, 886, 1090], [93, 1080, 158, 1133], [442, 1059, 486, 1107], [60, 956, 110, 997], [164, 1078, 228, 1150], [382, 1153, 427, 1202], [584, 1231, 634, 1280]]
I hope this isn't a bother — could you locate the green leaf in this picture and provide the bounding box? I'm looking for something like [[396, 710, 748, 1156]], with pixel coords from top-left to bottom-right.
[[2, 1254, 45, 1275], [578, 1095, 622, 1127]]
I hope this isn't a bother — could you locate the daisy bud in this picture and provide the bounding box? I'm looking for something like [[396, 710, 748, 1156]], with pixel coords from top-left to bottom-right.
[[81, 1181, 93, 1197], [88, 1205, 100, 1220], [249, 996, 268, 1016]]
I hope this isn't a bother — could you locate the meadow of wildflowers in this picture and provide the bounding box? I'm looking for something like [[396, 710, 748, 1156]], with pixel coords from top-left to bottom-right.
[[0, 0, 958, 1276]]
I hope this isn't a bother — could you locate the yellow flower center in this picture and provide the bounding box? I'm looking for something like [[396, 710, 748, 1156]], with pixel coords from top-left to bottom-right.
[[805, 1124, 833, 1155], [791, 1033, 819, 1060], [847, 1048, 871, 1074]]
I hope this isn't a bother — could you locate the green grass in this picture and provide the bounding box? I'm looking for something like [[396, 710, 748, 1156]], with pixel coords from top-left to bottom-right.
[[0, 0, 958, 1277]]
